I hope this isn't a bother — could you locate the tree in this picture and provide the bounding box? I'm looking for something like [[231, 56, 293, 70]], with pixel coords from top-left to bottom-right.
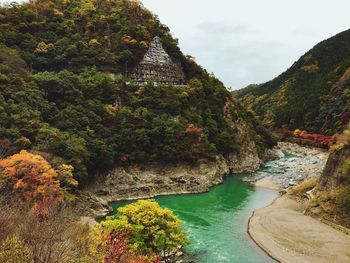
[[0, 150, 63, 206], [35, 126, 90, 181], [216, 130, 239, 154], [0, 139, 13, 159], [93, 200, 188, 261]]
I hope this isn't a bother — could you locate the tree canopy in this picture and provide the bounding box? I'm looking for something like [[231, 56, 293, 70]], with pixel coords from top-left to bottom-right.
[[92, 200, 188, 261]]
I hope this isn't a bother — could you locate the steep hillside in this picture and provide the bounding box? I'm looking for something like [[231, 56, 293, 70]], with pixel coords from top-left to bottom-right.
[[236, 29, 350, 135], [0, 0, 275, 183]]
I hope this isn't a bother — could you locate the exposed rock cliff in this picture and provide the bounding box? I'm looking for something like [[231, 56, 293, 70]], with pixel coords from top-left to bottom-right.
[[303, 127, 350, 227], [86, 150, 259, 202], [318, 147, 350, 190], [77, 155, 260, 218]]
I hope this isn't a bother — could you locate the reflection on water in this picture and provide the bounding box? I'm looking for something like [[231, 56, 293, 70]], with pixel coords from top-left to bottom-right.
[[111, 175, 278, 263]]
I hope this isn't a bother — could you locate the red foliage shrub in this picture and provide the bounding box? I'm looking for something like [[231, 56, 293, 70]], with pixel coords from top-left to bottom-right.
[[105, 230, 157, 263], [275, 128, 336, 147]]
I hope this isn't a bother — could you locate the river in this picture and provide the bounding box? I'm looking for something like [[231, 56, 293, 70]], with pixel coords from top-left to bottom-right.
[[111, 175, 278, 263], [110, 143, 328, 262]]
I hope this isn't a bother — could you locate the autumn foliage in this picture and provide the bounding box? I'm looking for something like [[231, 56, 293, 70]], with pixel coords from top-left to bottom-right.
[[0, 150, 63, 206], [104, 231, 154, 263], [185, 123, 203, 143], [276, 128, 336, 148], [186, 124, 203, 136]]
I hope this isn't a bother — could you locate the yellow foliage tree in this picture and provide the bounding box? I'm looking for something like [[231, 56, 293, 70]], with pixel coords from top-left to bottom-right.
[[90, 200, 188, 261], [79, 0, 96, 17], [34, 41, 55, 54], [89, 38, 101, 47]]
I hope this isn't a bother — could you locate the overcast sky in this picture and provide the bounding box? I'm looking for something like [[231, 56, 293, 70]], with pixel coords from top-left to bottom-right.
[[1, 0, 349, 89], [141, 0, 350, 89]]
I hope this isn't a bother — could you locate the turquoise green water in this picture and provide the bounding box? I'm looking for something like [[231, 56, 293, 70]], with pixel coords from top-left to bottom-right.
[[111, 175, 278, 263]]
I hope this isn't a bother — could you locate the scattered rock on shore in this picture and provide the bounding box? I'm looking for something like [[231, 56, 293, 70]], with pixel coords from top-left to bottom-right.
[[243, 142, 329, 190]]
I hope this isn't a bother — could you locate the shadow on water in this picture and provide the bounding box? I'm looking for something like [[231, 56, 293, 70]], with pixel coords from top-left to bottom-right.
[[111, 175, 278, 263]]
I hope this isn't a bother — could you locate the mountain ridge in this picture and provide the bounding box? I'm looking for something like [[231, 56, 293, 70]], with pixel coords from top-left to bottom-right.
[[236, 28, 350, 135]]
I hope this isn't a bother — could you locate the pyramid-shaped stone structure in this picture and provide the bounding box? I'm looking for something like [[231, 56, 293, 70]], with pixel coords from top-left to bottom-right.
[[128, 36, 186, 85]]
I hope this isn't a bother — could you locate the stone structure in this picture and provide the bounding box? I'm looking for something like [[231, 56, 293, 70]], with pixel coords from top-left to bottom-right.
[[128, 36, 186, 85]]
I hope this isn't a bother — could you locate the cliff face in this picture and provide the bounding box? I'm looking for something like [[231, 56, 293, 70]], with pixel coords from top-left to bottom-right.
[[86, 132, 261, 203], [78, 148, 261, 219], [309, 128, 350, 227], [318, 147, 350, 190]]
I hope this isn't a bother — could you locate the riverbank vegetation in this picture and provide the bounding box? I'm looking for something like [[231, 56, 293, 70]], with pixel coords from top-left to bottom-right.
[[91, 200, 188, 262], [0, 150, 187, 262], [275, 128, 336, 148]]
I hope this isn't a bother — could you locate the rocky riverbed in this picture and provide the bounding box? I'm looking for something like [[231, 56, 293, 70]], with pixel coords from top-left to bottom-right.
[[243, 142, 329, 190]]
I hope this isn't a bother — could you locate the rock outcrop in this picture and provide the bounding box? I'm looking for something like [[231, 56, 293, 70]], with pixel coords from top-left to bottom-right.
[[318, 147, 350, 189], [79, 145, 262, 218]]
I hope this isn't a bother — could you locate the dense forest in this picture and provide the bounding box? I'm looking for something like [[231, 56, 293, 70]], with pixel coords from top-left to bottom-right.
[[235, 29, 350, 136], [0, 0, 275, 183]]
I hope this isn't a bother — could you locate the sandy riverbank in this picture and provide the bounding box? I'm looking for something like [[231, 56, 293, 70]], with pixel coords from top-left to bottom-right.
[[248, 194, 350, 263], [254, 176, 281, 191], [248, 143, 350, 263]]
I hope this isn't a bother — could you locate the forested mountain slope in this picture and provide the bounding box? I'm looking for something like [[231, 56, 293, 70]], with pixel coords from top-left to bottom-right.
[[0, 0, 275, 183], [236, 29, 350, 135]]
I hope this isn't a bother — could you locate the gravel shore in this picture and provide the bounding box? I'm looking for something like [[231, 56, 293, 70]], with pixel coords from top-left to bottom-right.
[[244, 142, 328, 190]]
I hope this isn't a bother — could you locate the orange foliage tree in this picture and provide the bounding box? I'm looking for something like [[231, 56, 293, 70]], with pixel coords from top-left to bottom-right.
[[293, 129, 303, 136], [185, 124, 203, 142], [0, 150, 63, 206]]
